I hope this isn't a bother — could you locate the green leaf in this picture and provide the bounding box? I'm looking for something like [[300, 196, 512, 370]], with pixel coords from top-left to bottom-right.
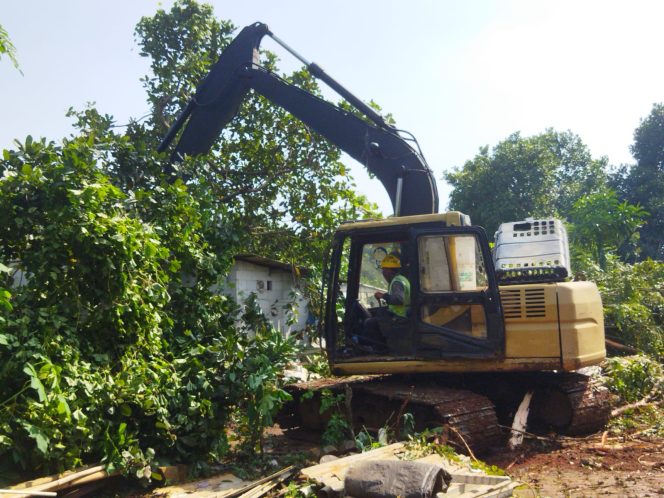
[[23, 363, 46, 402], [23, 423, 49, 454], [57, 395, 71, 418]]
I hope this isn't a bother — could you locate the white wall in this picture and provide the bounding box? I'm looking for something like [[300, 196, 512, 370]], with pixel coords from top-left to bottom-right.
[[223, 260, 310, 336]]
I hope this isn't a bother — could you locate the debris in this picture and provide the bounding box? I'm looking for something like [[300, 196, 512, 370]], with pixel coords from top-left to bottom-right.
[[151, 465, 296, 498], [344, 460, 451, 498], [302, 443, 405, 493], [338, 439, 357, 453], [158, 464, 189, 483], [509, 390, 533, 449], [0, 491, 57, 497], [610, 387, 659, 417], [301, 442, 518, 498], [2, 464, 116, 498]]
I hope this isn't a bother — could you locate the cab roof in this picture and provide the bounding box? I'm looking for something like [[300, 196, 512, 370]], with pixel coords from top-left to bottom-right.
[[335, 212, 470, 233]]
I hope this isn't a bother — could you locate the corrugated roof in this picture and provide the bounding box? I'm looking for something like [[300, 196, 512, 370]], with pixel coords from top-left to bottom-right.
[[234, 254, 311, 276]]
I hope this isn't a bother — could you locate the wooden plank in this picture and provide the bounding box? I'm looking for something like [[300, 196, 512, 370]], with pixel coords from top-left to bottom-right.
[[0, 491, 57, 497], [220, 466, 295, 498], [5, 466, 104, 491], [151, 472, 249, 497], [4, 465, 111, 496], [151, 466, 295, 498]]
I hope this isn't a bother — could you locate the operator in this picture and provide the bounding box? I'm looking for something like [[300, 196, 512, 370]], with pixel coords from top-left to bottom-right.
[[355, 255, 411, 351], [374, 255, 411, 318]]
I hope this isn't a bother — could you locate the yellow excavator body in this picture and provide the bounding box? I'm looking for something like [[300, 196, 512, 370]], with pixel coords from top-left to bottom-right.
[[328, 213, 606, 376]]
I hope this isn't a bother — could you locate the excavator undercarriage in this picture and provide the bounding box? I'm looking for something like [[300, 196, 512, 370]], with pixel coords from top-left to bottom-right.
[[280, 371, 611, 454]]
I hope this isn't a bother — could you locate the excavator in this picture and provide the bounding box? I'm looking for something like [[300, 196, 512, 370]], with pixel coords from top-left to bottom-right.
[[159, 22, 611, 452]]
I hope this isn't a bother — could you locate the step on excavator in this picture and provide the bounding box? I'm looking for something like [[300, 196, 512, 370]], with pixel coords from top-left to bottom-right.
[[159, 22, 611, 453]]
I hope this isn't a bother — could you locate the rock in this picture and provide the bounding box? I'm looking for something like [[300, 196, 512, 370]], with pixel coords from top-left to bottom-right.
[[322, 445, 338, 455], [320, 454, 339, 464], [339, 440, 358, 453]]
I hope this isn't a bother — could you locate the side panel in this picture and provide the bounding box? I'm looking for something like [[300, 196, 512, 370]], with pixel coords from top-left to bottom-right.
[[557, 281, 606, 370], [501, 284, 561, 359]]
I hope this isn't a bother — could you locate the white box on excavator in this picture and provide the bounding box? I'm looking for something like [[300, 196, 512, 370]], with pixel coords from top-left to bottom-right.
[[493, 217, 570, 283]]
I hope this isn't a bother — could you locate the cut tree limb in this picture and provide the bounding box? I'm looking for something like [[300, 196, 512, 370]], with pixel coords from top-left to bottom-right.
[[611, 388, 660, 417]]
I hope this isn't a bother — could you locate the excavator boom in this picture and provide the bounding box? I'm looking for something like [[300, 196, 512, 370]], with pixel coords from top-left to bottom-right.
[[159, 22, 439, 216]]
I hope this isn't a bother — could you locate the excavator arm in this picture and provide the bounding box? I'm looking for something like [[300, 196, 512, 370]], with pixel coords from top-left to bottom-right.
[[158, 22, 438, 216]]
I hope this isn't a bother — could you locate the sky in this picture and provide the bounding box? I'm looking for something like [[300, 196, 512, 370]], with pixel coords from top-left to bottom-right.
[[2, 0, 664, 215]]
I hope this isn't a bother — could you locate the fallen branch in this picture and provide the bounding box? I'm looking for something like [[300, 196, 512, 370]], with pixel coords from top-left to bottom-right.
[[605, 338, 639, 354], [447, 425, 478, 463], [389, 388, 413, 437], [611, 388, 659, 417], [497, 424, 557, 443]]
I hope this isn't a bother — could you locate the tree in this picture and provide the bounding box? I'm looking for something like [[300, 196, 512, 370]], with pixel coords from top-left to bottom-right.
[[614, 103, 664, 259], [568, 189, 647, 269], [129, 0, 378, 270], [445, 130, 607, 237], [0, 136, 297, 477], [0, 0, 384, 478]]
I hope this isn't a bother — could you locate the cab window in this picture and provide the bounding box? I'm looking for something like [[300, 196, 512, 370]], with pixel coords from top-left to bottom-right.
[[418, 234, 488, 339]]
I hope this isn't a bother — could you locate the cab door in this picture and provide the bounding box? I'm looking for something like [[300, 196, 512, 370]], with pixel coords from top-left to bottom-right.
[[411, 227, 504, 358]]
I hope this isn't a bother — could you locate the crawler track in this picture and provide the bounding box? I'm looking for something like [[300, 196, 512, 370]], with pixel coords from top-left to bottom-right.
[[529, 372, 612, 435], [282, 376, 502, 454], [280, 372, 612, 454]]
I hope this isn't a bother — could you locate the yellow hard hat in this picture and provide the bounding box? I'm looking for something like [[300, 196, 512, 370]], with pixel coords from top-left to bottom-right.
[[381, 255, 401, 269]]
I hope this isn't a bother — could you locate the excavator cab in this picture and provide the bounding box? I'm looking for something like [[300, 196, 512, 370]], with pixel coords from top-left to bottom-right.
[[325, 214, 505, 365]]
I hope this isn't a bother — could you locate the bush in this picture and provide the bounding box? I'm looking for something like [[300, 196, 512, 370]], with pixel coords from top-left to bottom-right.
[[604, 355, 663, 404], [578, 255, 664, 358], [0, 137, 296, 479]]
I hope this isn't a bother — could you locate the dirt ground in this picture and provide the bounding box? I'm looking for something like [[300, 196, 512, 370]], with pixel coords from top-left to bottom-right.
[[265, 426, 664, 498], [482, 434, 664, 497]]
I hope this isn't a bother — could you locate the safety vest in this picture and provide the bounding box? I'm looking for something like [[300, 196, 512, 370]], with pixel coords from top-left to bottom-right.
[[389, 274, 411, 318]]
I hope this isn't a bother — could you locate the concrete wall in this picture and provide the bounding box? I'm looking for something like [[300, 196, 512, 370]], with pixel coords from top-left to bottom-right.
[[223, 260, 310, 336]]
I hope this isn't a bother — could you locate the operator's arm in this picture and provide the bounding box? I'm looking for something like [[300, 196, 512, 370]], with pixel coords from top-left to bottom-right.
[[375, 281, 405, 305], [382, 280, 406, 305]]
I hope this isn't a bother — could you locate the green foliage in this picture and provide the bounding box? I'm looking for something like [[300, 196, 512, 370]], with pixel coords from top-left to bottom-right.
[[608, 405, 664, 437], [604, 356, 663, 404], [579, 256, 664, 357], [0, 23, 20, 72], [402, 428, 505, 476], [354, 427, 383, 452], [132, 0, 379, 273], [302, 351, 331, 378], [446, 129, 607, 237], [319, 390, 351, 446], [0, 0, 387, 481], [0, 136, 297, 477], [613, 102, 664, 259], [568, 190, 647, 269], [402, 428, 460, 461]]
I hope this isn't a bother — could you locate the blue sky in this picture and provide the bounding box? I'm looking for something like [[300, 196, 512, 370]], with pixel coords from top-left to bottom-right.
[[2, 1, 664, 214]]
